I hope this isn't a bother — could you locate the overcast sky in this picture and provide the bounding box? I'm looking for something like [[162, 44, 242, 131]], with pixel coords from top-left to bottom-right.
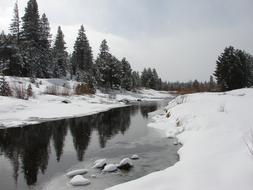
[[1, 0, 253, 82]]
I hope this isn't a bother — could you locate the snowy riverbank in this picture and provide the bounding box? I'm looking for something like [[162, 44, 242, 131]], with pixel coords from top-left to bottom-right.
[[108, 88, 253, 190], [0, 77, 172, 128]]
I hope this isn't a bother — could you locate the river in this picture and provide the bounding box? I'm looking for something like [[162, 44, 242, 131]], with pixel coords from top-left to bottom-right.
[[0, 99, 179, 190]]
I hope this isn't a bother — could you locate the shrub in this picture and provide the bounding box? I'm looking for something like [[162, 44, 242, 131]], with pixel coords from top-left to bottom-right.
[[75, 83, 95, 95], [27, 84, 33, 97]]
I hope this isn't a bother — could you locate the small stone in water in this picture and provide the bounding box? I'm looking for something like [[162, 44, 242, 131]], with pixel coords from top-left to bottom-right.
[[102, 164, 118, 172], [66, 169, 89, 178], [69, 175, 90, 186], [93, 159, 107, 169], [131, 154, 139, 160], [118, 158, 133, 170]]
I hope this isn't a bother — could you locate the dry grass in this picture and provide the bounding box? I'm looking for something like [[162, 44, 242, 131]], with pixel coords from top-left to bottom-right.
[[44, 85, 71, 96], [75, 83, 95, 95]]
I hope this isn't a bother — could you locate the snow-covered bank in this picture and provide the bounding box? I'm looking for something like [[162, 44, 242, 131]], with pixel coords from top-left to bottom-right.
[[108, 88, 253, 190], [0, 77, 172, 128]]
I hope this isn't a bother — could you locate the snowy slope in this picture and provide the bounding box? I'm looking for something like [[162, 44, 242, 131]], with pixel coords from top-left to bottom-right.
[[0, 77, 172, 128], [108, 88, 253, 190]]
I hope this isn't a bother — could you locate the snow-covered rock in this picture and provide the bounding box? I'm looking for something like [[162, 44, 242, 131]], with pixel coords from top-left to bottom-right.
[[93, 159, 107, 168], [69, 175, 90, 186], [117, 158, 133, 170], [130, 154, 139, 160], [61, 99, 71, 104], [66, 169, 88, 178], [102, 164, 118, 172]]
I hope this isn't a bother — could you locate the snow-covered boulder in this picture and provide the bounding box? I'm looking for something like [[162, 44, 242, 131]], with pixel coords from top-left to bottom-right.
[[102, 164, 118, 172], [93, 159, 107, 168], [66, 169, 89, 178], [69, 175, 90, 186], [131, 154, 139, 160], [117, 158, 133, 170]]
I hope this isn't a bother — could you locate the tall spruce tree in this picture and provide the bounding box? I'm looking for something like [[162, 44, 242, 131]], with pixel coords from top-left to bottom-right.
[[120, 57, 132, 90], [95, 39, 111, 88], [214, 46, 253, 91], [20, 0, 41, 77], [39, 13, 52, 77], [52, 26, 68, 78], [10, 1, 20, 44], [131, 71, 141, 89], [3, 2, 23, 76], [72, 25, 93, 82], [95, 39, 122, 89]]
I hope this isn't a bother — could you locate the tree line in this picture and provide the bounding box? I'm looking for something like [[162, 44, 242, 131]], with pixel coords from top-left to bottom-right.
[[0, 0, 165, 92]]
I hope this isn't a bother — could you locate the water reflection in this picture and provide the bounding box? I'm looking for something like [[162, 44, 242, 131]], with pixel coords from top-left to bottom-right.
[[0, 102, 161, 188], [140, 103, 158, 118]]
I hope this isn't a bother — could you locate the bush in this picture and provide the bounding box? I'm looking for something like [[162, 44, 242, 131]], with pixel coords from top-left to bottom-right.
[[75, 83, 95, 95], [27, 84, 33, 97]]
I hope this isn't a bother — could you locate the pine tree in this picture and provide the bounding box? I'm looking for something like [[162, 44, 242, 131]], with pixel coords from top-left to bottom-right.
[[72, 25, 93, 82], [9, 1, 20, 44], [0, 31, 23, 76], [120, 57, 132, 90], [95, 40, 124, 89], [39, 13, 52, 78], [214, 46, 253, 91], [20, 0, 41, 77], [95, 39, 111, 88], [209, 75, 215, 91], [150, 68, 159, 89], [52, 26, 68, 78], [131, 71, 141, 89], [141, 68, 148, 87]]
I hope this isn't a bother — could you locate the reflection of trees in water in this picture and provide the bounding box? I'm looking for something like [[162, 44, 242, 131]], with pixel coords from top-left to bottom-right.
[[69, 116, 92, 161], [52, 120, 68, 162], [0, 103, 143, 187], [95, 106, 131, 148], [0, 124, 52, 186], [140, 103, 158, 118]]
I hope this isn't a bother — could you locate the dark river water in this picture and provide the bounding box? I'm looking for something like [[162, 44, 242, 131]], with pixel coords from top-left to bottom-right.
[[0, 99, 179, 190]]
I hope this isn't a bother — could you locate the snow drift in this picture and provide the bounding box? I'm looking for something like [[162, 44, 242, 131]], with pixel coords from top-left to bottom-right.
[[107, 88, 253, 190]]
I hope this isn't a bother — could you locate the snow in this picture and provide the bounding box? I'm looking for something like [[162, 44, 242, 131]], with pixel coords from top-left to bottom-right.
[[118, 158, 133, 168], [69, 175, 90, 186], [93, 159, 107, 168], [102, 164, 118, 172], [66, 169, 88, 178], [107, 88, 253, 190], [0, 77, 172, 128], [130, 154, 139, 160]]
